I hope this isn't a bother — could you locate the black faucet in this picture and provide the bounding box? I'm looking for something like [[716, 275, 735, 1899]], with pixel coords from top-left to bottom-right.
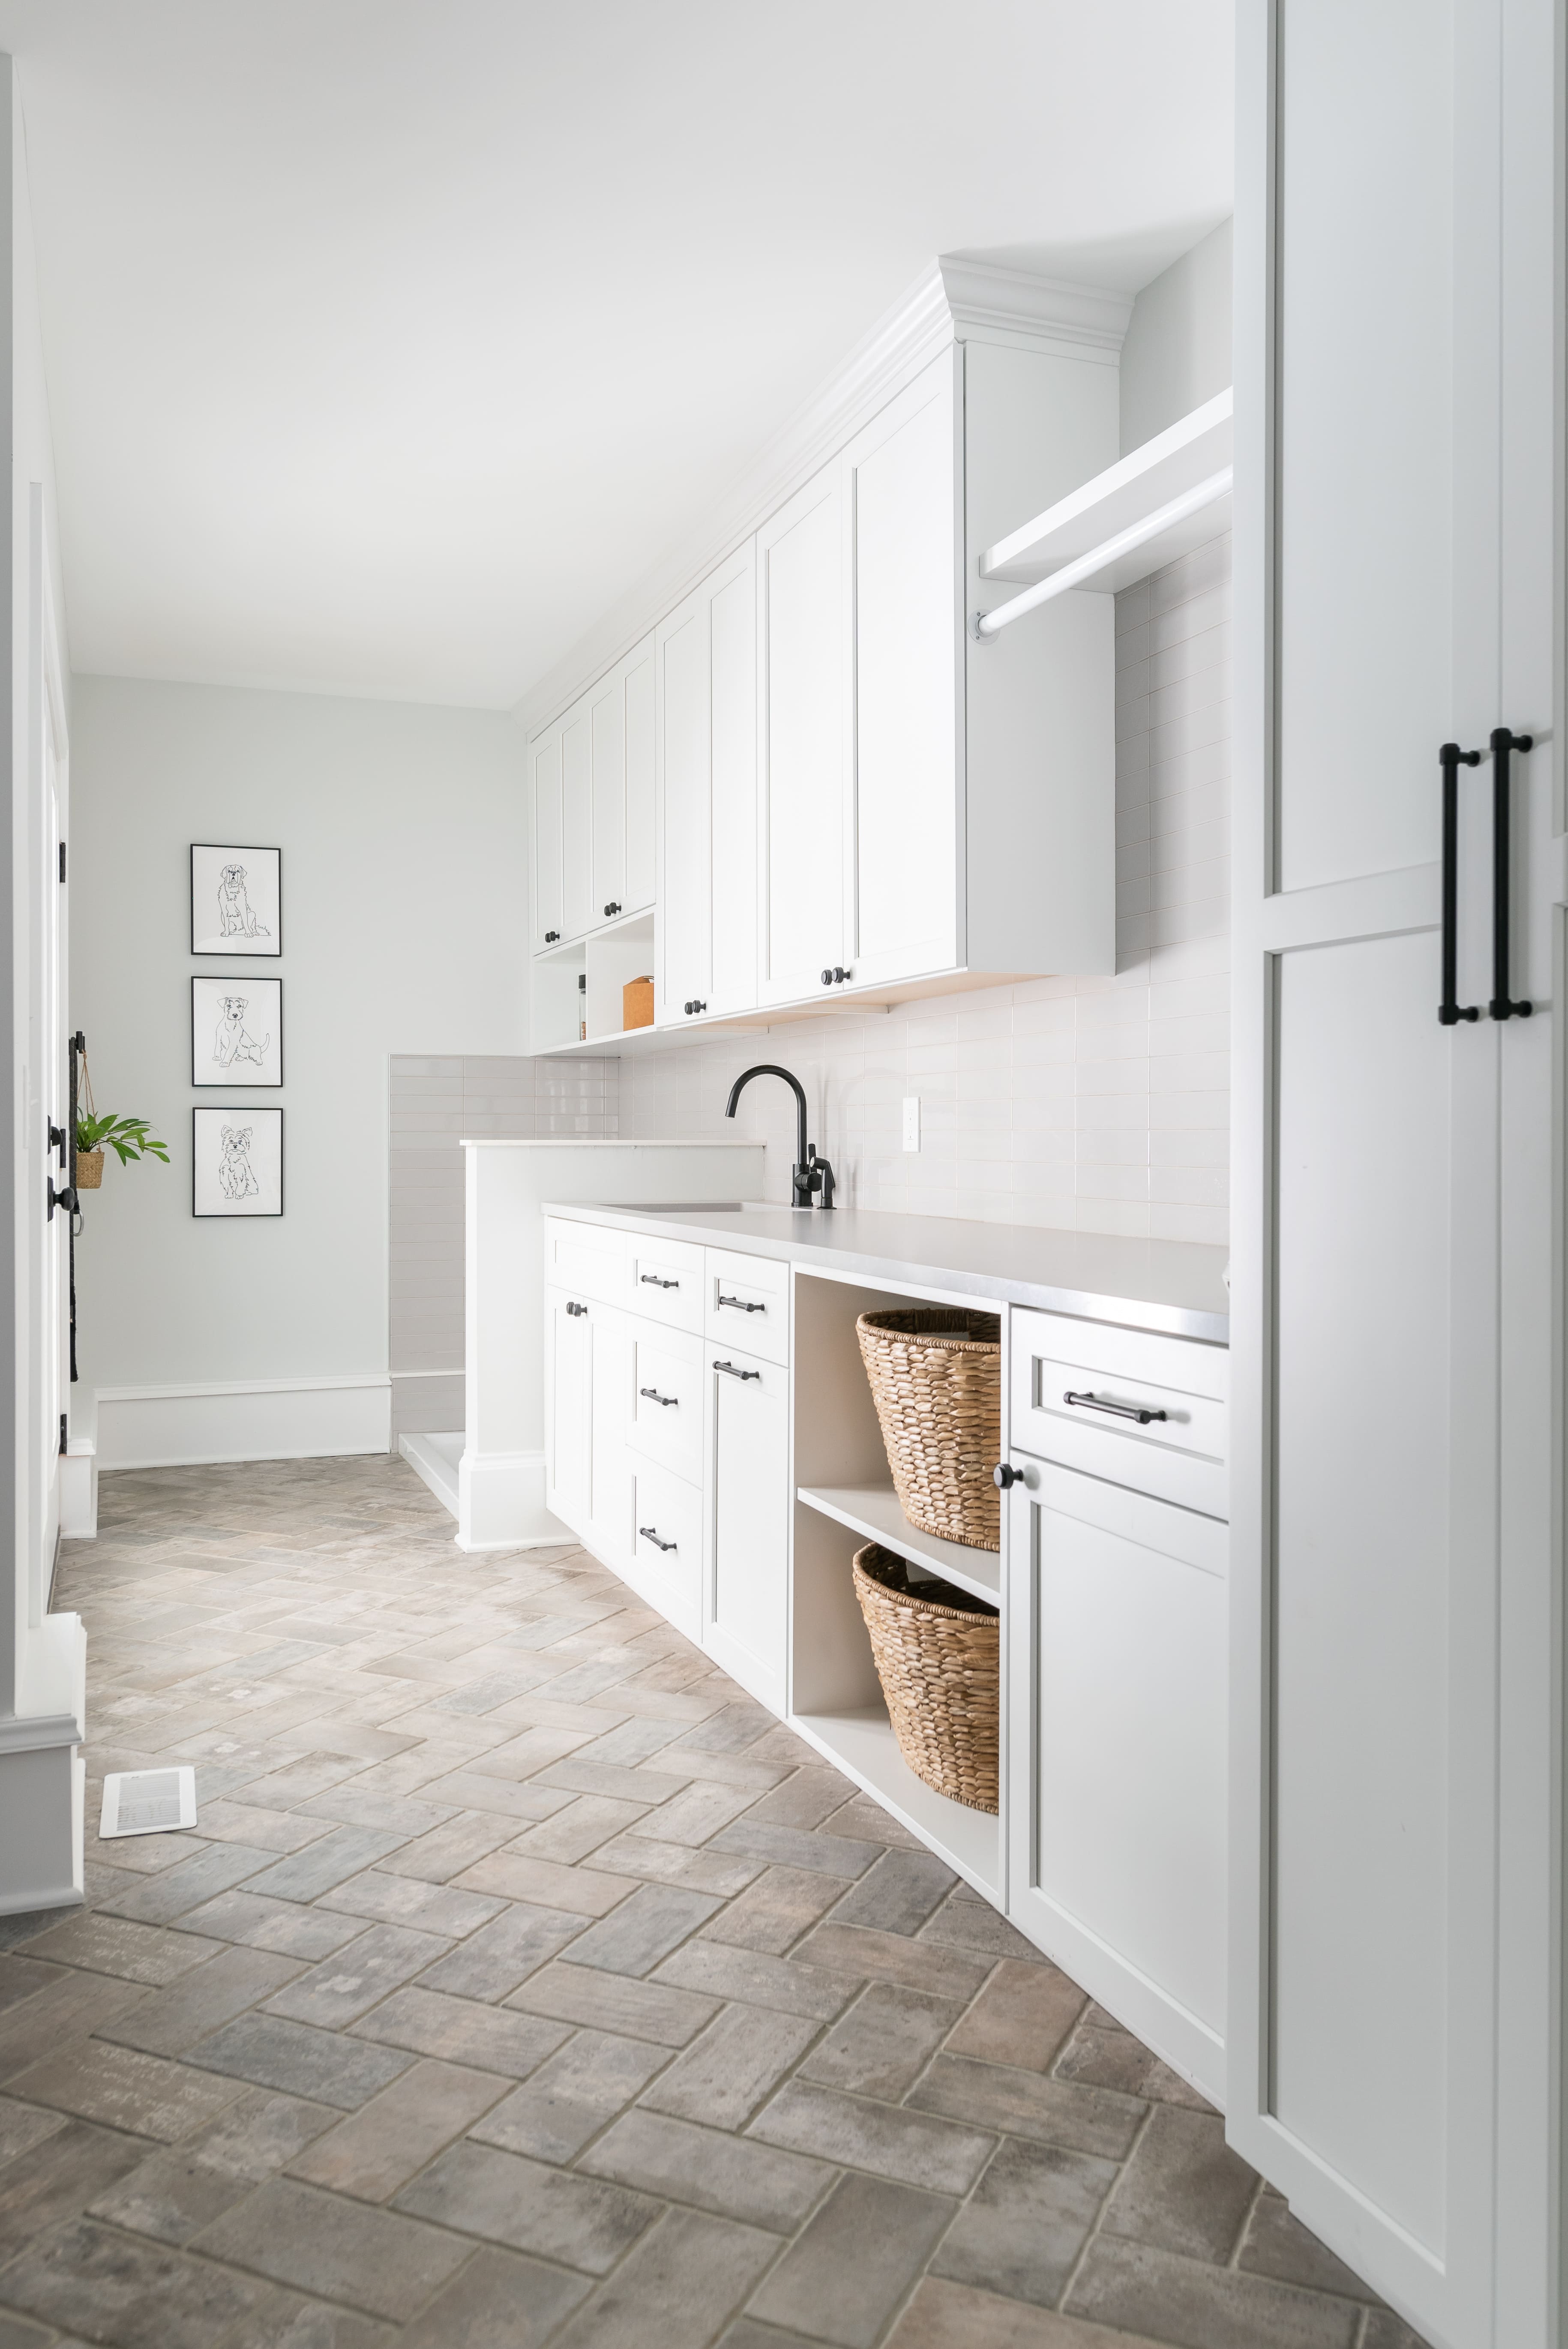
[[725, 1064, 836, 1209]]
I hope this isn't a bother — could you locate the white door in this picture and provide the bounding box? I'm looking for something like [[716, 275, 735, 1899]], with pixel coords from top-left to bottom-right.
[[757, 462, 848, 1006], [705, 1345, 788, 1713], [1006, 1467, 1226, 2106], [708, 545, 757, 1014], [546, 1291, 593, 1532], [532, 726, 564, 949], [657, 582, 713, 1022], [588, 1305, 632, 1570], [561, 694, 594, 942], [846, 354, 960, 989], [590, 674, 625, 924], [1231, 5, 1559, 2341], [624, 636, 657, 915]]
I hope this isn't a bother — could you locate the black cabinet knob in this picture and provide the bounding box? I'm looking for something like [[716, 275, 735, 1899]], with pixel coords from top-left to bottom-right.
[[544, 929, 560, 943], [603, 901, 621, 917], [821, 969, 833, 986], [993, 1462, 1025, 1490], [833, 966, 848, 984], [684, 1000, 706, 1016]]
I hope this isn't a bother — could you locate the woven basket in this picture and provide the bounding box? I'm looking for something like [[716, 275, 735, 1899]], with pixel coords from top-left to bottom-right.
[[75, 1149, 103, 1190], [852, 1543, 999, 1813], [856, 1307, 1001, 1551]]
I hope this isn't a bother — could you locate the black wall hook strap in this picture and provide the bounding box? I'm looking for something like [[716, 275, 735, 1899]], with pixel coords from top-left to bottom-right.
[[1489, 727, 1534, 1019], [1439, 742, 1482, 1025]]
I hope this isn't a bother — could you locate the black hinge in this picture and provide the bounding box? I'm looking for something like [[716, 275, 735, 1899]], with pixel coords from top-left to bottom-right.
[[58, 1412, 67, 1455], [58, 841, 65, 883]]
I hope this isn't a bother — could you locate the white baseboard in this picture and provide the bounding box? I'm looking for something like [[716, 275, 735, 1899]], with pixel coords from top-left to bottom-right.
[[457, 1447, 572, 1551], [0, 1742, 84, 1914], [399, 1431, 462, 1517], [95, 1375, 392, 1471]]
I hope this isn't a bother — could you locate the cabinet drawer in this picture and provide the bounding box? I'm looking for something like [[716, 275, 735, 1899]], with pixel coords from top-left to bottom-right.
[[545, 1217, 627, 1308], [630, 1458, 702, 1642], [627, 1236, 705, 1334], [627, 1323, 705, 1482], [1010, 1307, 1228, 1520], [705, 1247, 790, 1364]]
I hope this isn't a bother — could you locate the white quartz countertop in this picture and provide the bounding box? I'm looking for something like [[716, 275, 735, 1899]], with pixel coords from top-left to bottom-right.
[[541, 1200, 1229, 1344]]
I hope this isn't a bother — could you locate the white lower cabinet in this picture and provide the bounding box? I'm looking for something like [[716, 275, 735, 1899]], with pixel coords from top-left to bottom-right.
[[1004, 1428, 1228, 2107], [546, 1288, 594, 1528], [629, 1458, 702, 1644], [705, 1341, 789, 1714]]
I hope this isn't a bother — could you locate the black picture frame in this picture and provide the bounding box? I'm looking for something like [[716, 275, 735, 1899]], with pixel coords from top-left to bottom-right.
[[190, 843, 282, 957], [191, 976, 282, 1088], [192, 1107, 284, 1218]]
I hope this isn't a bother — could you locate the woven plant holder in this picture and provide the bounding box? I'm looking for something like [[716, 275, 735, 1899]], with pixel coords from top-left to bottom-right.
[[852, 1543, 999, 1813], [856, 1307, 1002, 1551], [75, 1149, 103, 1190]]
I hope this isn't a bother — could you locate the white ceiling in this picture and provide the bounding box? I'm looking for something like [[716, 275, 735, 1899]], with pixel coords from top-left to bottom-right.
[[0, 1, 1233, 711]]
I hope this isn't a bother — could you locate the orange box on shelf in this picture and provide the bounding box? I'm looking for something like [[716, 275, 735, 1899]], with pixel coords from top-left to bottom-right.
[[623, 976, 655, 1031]]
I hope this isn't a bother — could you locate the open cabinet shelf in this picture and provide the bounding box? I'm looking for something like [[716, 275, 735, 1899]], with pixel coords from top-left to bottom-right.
[[797, 1483, 1000, 1607], [791, 1704, 1001, 1900]]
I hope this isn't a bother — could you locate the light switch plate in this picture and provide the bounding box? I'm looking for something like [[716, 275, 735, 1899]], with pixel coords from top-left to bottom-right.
[[902, 1096, 920, 1152]]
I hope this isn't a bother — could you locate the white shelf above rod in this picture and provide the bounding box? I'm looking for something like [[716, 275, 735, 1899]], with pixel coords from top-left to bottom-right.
[[971, 466, 1232, 640], [971, 385, 1234, 642]]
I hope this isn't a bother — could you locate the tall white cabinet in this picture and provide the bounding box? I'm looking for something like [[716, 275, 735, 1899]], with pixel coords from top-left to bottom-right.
[[1232, 4, 1562, 2344], [658, 543, 757, 1026]]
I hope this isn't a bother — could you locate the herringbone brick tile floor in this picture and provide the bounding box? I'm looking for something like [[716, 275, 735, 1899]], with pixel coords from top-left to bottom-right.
[[0, 1455, 1426, 2349]]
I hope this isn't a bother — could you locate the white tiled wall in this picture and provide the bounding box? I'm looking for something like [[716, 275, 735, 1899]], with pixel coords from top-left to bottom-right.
[[387, 1054, 618, 1437], [617, 533, 1231, 1246]]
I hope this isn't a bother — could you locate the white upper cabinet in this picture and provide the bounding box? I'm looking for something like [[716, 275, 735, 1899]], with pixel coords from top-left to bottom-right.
[[560, 693, 594, 942], [845, 356, 960, 988], [589, 673, 625, 921], [757, 463, 848, 1006], [658, 542, 758, 1024], [623, 638, 656, 914], [532, 727, 564, 951]]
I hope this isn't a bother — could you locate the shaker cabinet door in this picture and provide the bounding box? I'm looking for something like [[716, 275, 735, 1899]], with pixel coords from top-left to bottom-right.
[[531, 726, 564, 952], [589, 673, 626, 923], [705, 1344, 789, 1714], [546, 1288, 593, 1532], [847, 353, 960, 988], [560, 693, 594, 942], [1006, 1462, 1226, 2105], [757, 462, 848, 1005], [623, 635, 657, 915]]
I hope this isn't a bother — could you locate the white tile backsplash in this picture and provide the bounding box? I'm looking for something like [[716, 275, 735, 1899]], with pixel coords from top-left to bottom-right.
[[616, 532, 1231, 1246]]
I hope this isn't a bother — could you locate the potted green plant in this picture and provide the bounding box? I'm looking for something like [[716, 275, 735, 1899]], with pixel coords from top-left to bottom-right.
[[75, 1110, 170, 1190]]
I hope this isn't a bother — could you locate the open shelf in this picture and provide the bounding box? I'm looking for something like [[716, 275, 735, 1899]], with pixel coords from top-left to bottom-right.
[[791, 1704, 1000, 1899], [978, 387, 1233, 598], [797, 1484, 1000, 1607]]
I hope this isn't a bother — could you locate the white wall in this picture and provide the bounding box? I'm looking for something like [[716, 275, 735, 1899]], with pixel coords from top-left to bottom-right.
[[69, 676, 527, 1467], [618, 535, 1230, 1247], [388, 1052, 618, 1442], [1118, 218, 1232, 455]]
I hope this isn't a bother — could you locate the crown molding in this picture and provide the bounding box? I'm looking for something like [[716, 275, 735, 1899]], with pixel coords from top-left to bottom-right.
[[512, 255, 1131, 742]]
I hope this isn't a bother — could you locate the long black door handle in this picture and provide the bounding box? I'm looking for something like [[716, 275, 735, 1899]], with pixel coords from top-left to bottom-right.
[[1439, 741, 1483, 1025], [1063, 1389, 1167, 1426], [717, 1294, 765, 1313], [639, 1526, 677, 1552], [1489, 726, 1534, 1020], [639, 1386, 678, 1408], [713, 1360, 762, 1381]]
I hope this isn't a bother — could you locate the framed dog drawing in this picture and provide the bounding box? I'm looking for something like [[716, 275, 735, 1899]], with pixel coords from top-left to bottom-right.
[[191, 977, 282, 1087], [193, 1107, 283, 1217], [191, 844, 281, 957]]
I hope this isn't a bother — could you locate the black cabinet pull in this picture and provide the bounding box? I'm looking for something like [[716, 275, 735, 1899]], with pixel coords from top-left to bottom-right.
[[640, 1274, 678, 1289], [639, 1526, 677, 1551], [603, 900, 622, 917], [639, 1386, 678, 1408], [544, 929, 560, 943], [714, 1359, 762, 1381], [819, 965, 851, 987], [564, 1300, 586, 1317], [683, 999, 707, 1016], [717, 1294, 764, 1313], [1063, 1389, 1167, 1426], [1489, 727, 1534, 1020], [1439, 741, 1483, 1025], [993, 1462, 1026, 1490]]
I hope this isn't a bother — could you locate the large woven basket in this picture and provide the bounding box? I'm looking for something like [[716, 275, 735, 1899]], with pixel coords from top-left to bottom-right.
[[856, 1307, 1001, 1551], [852, 1543, 999, 1813]]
